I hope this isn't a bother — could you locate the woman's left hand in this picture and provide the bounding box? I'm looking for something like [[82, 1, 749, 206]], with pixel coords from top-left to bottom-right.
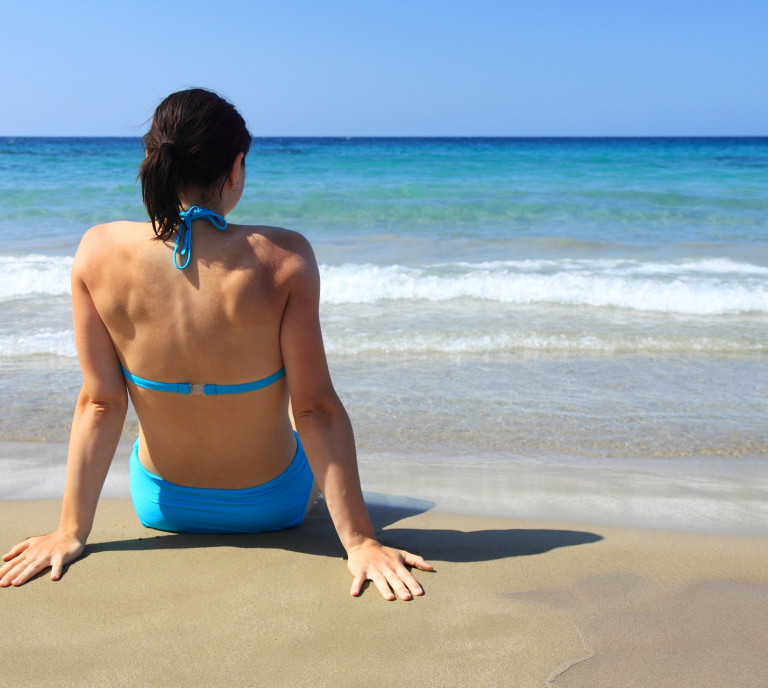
[[346, 539, 434, 601]]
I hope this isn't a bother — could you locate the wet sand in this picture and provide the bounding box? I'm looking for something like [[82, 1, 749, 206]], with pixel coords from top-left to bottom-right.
[[2, 498, 767, 687]]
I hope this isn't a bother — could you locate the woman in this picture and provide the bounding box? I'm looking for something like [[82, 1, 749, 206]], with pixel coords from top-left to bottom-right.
[[0, 89, 432, 600]]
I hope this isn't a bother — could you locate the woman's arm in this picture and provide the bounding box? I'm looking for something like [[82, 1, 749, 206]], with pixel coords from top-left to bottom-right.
[[279, 234, 433, 600], [0, 233, 128, 587]]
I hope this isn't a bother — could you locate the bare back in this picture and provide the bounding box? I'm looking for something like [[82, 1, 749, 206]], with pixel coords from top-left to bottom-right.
[[74, 218, 305, 488]]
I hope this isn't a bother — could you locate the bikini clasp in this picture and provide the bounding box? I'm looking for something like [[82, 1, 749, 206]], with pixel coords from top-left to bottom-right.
[[190, 383, 205, 396]]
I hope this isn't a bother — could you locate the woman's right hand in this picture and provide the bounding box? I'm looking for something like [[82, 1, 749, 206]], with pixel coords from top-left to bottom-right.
[[0, 530, 85, 587]]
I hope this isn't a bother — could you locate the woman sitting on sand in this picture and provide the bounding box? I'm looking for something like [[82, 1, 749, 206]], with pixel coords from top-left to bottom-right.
[[0, 88, 432, 600]]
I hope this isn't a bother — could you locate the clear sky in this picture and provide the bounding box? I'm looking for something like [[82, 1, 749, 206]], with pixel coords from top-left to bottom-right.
[[2, 0, 766, 136]]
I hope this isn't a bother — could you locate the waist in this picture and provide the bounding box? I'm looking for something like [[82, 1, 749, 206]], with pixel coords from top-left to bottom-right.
[[131, 432, 305, 493]]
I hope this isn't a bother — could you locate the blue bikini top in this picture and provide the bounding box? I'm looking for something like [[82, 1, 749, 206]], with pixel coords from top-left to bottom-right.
[[121, 206, 286, 394], [121, 365, 286, 396]]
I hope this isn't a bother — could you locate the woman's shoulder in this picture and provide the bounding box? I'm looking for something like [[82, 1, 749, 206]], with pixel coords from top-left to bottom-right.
[[236, 224, 318, 274], [77, 220, 149, 249], [239, 223, 312, 251], [73, 221, 150, 275]]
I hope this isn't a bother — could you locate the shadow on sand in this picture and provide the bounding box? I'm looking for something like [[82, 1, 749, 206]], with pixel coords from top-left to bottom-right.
[[82, 492, 603, 566]]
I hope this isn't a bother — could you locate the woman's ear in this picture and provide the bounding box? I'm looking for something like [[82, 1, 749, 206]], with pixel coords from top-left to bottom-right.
[[229, 152, 245, 190]]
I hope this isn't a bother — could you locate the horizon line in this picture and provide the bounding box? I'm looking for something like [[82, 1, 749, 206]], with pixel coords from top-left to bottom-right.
[[2, 134, 767, 140]]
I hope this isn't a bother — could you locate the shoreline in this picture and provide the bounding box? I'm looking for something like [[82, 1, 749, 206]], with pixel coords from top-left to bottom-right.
[[3, 439, 768, 537], [2, 498, 767, 687]]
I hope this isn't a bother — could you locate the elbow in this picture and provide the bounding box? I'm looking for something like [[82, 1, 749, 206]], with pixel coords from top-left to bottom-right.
[[292, 396, 346, 429], [78, 387, 129, 419], [88, 398, 129, 417]]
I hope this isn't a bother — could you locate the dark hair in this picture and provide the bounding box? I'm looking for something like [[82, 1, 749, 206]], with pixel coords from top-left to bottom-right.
[[139, 88, 252, 239]]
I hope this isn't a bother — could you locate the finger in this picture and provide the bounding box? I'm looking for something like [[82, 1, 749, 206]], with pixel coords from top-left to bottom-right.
[[402, 551, 435, 572], [0, 559, 16, 581], [2, 539, 32, 561], [0, 558, 27, 586], [394, 565, 424, 597], [11, 559, 47, 587], [385, 569, 416, 601], [50, 556, 64, 582], [370, 571, 396, 601], [350, 573, 366, 597]]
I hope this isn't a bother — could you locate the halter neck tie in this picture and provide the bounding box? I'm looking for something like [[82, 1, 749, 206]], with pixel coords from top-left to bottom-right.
[[173, 206, 228, 270]]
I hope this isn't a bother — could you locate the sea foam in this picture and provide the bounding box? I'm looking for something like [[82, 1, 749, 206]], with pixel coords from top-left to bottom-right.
[[1, 255, 73, 300], [2, 252, 766, 315], [0, 330, 76, 357], [319, 258, 768, 315]]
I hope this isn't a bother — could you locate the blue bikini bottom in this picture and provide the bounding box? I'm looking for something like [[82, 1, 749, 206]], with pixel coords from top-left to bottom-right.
[[129, 433, 314, 534]]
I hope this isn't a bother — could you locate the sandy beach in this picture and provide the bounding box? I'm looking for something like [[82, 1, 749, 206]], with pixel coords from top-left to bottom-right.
[[2, 497, 767, 687]]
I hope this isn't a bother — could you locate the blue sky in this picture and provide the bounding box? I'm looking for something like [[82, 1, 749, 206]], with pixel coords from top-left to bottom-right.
[[2, 0, 766, 136]]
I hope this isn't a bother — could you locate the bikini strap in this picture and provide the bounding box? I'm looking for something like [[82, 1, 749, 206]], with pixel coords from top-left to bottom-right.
[[173, 206, 228, 270], [121, 365, 286, 396]]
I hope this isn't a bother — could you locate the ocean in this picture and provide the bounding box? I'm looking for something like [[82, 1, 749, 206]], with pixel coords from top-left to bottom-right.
[[1, 136, 767, 533]]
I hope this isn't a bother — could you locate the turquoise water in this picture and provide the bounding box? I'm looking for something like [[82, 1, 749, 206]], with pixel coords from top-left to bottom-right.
[[1, 137, 767, 522], [3, 137, 767, 260]]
